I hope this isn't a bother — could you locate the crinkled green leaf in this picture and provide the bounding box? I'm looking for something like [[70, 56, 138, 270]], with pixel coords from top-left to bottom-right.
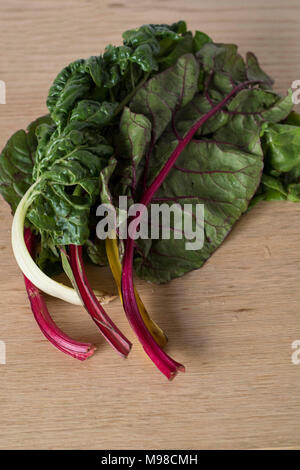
[[0, 115, 53, 213], [103, 45, 132, 75], [47, 23, 192, 134], [27, 120, 114, 245], [122, 22, 185, 49], [70, 100, 118, 127], [47, 60, 92, 129]]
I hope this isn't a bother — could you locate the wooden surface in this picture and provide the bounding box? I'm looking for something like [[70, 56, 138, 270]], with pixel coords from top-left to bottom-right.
[[1, 0, 300, 450]]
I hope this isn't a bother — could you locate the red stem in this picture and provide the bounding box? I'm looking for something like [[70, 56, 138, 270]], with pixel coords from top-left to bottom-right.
[[24, 228, 95, 361], [68, 245, 132, 358], [121, 80, 261, 379]]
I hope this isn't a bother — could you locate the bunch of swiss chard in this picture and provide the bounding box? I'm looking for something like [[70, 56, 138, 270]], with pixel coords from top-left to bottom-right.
[[1, 21, 300, 379]]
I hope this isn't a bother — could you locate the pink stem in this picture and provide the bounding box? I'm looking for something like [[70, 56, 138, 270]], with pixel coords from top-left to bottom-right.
[[121, 80, 261, 379], [68, 245, 132, 358], [24, 228, 95, 361]]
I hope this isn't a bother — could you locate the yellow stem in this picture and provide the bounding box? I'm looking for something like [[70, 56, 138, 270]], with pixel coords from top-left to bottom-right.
[[105, 236, 168, 348]]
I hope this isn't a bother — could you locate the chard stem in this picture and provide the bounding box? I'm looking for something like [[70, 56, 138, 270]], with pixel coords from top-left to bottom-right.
[[105, 236, 168, 348], [24, 228, 95, 360], [121, 80, 261, 379], [68, 244, 132, 357], [11, 186, 83, 305]]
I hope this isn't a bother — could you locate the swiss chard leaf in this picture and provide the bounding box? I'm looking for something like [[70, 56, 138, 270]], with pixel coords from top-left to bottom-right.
[[47, 60, 92, 129], [115, 51, 293, 283], [47, 22, 194, 132], [27, 118, 114, 245], [0, 115, 53, 213]]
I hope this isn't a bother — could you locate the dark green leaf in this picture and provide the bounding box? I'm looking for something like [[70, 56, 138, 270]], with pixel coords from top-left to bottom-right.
[[47, 60, 92, 128], [28, 120, 114, 245], [193, 31, 212, 52], [115, 48, 293, 282], [0, 115, 52, 213]]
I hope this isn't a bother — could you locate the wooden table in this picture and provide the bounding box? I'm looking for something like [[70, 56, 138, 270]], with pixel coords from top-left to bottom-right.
[[1, 0, 300, 450]]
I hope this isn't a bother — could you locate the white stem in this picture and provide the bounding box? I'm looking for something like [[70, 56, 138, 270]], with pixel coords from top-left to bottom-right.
[[11, 186, 82, 306]]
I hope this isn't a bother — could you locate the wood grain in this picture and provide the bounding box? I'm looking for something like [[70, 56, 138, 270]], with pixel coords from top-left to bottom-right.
[[1, 0, 300, 450]]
